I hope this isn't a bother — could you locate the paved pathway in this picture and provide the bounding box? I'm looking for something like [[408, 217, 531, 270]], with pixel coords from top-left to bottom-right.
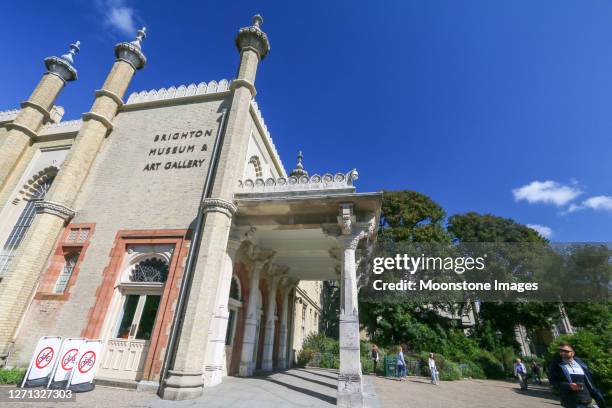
[[1, 370, 563, 408], [1, 368, 343, 408], [372, 375, 562, 408]]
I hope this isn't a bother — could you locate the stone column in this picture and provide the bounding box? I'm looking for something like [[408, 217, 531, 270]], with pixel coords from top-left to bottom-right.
[[335, 204, 375, 408], [237, 250, 273, 377], [261, 268, 285, 371], [0, 29, 147, 358], [0, 42, 79, 191], [202, 236, 240, 387], [277, 279, 297, 370], [160, 15, 270, 400], [202, 227, 254, 387]]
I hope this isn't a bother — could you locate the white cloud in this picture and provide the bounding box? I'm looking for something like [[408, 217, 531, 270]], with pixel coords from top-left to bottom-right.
[[99, 0, 137, 36], [567, 195, 612, 213], [526, 224, 553, 239], [512, 180, 582, 207]]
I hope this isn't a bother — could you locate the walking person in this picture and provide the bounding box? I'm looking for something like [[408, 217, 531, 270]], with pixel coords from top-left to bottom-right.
[[396, 345, 406, 381], [548, 341, 607, 408], [428, 353, 439, 385], [531, 360, 542, 385], [514, 358, 528, 390], [371, 344, 380, 376]]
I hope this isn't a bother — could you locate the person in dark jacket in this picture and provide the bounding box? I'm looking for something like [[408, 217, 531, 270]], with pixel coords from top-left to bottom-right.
[[548, 342, 606, 408]]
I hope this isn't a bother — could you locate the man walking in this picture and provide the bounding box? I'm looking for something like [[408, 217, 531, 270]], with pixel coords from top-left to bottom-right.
[[514, 358, 528, 390], [548, 342, 606, 408]]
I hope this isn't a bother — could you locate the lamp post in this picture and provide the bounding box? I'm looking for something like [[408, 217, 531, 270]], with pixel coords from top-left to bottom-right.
[[495, 330, 505, 374]]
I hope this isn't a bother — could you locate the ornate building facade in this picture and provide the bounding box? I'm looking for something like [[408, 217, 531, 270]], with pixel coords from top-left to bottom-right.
[[0, 15, 381, 407]]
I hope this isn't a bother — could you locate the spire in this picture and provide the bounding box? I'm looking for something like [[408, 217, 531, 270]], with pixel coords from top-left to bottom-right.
[[60, 41, 80, 65], [115, 27, 147, 70], [290, 151, 308, 177], [44, 41, 80, 82], [131, 27, 147, 49], [236, 14, 270, 59]]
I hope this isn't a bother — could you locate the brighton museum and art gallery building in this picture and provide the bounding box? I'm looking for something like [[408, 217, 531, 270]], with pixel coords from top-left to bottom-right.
[[0, 15, 381, 406]]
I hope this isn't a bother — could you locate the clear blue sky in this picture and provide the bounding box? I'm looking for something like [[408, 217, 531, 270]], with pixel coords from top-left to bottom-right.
[[2, 1, 611, 242]]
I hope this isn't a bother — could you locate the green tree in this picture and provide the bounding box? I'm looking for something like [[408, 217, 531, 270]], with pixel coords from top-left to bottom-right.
[[320, 280, 340, 338], [447, 212, 558, 349]]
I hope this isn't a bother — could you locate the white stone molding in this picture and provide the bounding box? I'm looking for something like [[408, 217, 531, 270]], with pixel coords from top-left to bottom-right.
[[0, 108, 19, 123], [230, 79, 257, 97], [82, 111, 114, 132], [34, 200, 75, 222], [95, 89, 124, 107], [238, 169, 359, 194], [250, 101, 285, 176], [19, 101, 56, 123], [201, 198, 237, 218], [125, 79, 231, 105], [5, 122, 38, 140]]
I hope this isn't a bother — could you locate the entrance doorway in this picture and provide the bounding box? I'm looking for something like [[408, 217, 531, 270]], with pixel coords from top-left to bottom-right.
[[99, 252, 170, 381]]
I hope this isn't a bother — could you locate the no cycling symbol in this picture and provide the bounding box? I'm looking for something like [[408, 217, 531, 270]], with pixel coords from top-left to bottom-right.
[[35, 347, 54, 369], [78, 351, 96, 374], [61, 348, 79, 371]]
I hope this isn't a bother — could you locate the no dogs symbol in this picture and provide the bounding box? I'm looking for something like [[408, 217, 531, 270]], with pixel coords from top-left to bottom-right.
[[61, 348, 79, 371], [77, 351, 96, 374], [35, 347, 54, 369]]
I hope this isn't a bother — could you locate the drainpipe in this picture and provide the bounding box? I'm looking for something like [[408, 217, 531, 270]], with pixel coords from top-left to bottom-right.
[[159, 107, 229, 390]]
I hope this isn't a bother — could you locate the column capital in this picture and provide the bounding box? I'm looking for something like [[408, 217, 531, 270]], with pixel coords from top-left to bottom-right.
[[44, 41, 79, 82], [201, 197, 237, 218], [115, 27, 147, 70], [235, 15, 270, 60], [34, 200, 75, 222]]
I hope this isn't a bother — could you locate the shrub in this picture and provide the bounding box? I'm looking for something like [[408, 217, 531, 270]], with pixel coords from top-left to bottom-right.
[[474, 350, 505, 379], [438, 360, 462, 381], [0, 368, 25, 384], [297, 348, 314, 367], [458, 361, 486, 379]]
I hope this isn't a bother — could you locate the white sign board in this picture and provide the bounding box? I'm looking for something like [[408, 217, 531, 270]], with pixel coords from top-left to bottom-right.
[[21, 336, 62, 387], [48, 338, 86, 386], [67, 339, 104, 388]]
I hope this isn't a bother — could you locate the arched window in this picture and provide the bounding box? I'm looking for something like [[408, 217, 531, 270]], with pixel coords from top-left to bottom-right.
[[129, 257, 169, 283], [0, 173, 55, 280], [229, 275, 241, 301]]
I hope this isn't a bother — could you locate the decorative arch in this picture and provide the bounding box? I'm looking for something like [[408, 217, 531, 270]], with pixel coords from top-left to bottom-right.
[[248, 155, 263, 178], [15, 166, 59, 203]]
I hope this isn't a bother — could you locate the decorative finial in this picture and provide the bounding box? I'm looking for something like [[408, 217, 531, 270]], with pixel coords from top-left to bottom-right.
[[252, 14, 263, 29], [44, 41, 79, 81], [290, 150, 308, 177], [235, 13, 270, 59], [132, 27, 147, 48], [115, 26, 147, 70], [60, 41, 80, 64]]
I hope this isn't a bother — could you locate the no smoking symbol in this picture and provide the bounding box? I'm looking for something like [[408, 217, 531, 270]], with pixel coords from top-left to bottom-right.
[[61, 348, 78, 370], [78, 351, 96, 374], [35, 347, 54, 369]]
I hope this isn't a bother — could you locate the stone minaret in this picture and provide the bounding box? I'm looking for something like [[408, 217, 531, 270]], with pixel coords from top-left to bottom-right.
[[0, 29, 147, 358], [0, 42, 79, 191], [161, 15, 270, 400]]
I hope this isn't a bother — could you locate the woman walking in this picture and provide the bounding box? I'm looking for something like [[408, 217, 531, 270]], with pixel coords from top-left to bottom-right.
[[396, 345, 407, 380], [428, 353, 439, 385]]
